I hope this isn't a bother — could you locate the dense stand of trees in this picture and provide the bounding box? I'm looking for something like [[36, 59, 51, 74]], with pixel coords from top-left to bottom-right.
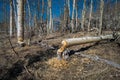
[[0, 0, 120, 45]]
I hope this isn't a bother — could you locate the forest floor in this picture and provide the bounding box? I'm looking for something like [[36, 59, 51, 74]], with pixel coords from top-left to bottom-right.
[[0, 31, 120, 80]]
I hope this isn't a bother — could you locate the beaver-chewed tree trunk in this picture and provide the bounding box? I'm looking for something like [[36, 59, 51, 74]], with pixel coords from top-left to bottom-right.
[[57, 33, 120, 54], [17, 0, 25, 46]]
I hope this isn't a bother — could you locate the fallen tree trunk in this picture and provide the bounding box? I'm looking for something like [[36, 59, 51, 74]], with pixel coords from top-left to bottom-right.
[[57, 32, 120, 54]]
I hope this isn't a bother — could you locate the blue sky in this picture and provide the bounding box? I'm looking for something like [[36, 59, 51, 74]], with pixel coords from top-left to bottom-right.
[[0, 0, 119, 23]]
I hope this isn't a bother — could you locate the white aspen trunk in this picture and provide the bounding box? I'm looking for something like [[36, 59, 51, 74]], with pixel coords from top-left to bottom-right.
[[99, 0, 104, 35], [63, 1, 66, 31], [57, 33, 120, 53], [49, 9, 52, 33], [34, 14, 38, 34], [17, 0, 24, 44], [47, 5, 49, 34], [13, 0, 17, 28], [10, 0, 13, 37], [87, 0, 93, 32], [67, 0, 70, 16], [52, 17, 54, 32], [27, 0, 31, 28], [71, 0, 75, 33], [41, 0, 44, 23], [48, 0, 52, 33], [13, 0, 17, 35], [75, 1, 78, 31], [81, 0, 86, 31], [27, 0, 31, 45]]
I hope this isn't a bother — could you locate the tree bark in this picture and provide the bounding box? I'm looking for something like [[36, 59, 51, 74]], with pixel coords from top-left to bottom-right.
[[81, 0, 86, 31], [17, 0, 24, 45], [67, 0, 70, 16], [75, 0, 78, 31], [10, 0, 13, 37], [47, 5, 49, 34], [41, 0, 44, 23], [26, 0, 31, 45], [87, 0, 93, 32], [48, 0, 53, 33], [99, 0, 104, 35], [71, 0, 75, 33], [57, 33, 120, 53], [13, 0, 17, 34]]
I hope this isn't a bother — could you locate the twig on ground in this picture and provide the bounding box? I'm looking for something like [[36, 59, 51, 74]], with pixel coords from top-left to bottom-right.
[[24, 65, 32, 76], [8, 38, 19, 56]]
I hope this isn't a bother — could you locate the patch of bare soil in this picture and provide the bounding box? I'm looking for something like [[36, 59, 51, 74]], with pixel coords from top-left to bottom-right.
[[0, 32, 120, 80]]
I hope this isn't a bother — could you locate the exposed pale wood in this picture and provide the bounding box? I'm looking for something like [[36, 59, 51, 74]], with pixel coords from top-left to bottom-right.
[[58, 33, 120, 53]]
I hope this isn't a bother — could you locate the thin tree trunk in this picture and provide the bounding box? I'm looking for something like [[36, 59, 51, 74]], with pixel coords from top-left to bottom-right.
[[75, 0, 78, 31], [13, 0, 17, 35], [48, 0, 52, 33], [47, 5, 49, 34], [81, 0, 86, 31], [99, 0, 104, 35], [115, 0, 117, 15], [63, 0, 66, 32], [10, 0, 13, 37], [34, 14, 38, 34], [67, 0, 70, 16], [41, 0, 44, 23], [26, 0, 31, 45], [71, 0, 75, 33], [87, 0, 93, 32], [17, 0, 24, 45]]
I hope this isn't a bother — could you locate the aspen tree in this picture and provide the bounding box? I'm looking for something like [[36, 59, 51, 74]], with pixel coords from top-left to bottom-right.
[[10, 0, 13, 37], [71, 0, 75, 33], [99, 0, 104, 35], [81, 0, 86, 31], [17, 0, 25, 46], [87, 0, 93, 32]]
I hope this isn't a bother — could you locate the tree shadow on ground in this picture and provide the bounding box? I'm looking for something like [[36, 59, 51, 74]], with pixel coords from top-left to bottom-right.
[[68, 42, 99, 56], [1, 49, 56, 80]]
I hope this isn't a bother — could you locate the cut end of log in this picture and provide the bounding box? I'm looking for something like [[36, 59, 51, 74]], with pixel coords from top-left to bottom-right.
[[57, 40, 68, 59], [58, 40, 68, 53], [17, 37, 25, 47]]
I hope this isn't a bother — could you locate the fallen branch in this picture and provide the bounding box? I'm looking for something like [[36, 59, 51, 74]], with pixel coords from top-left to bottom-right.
[[8, 38, 19, 56], [57, 32, 120, 59]]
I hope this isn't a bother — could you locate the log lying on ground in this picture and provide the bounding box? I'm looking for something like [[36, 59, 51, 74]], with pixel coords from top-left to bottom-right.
[[57, 32, 120, 54]]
